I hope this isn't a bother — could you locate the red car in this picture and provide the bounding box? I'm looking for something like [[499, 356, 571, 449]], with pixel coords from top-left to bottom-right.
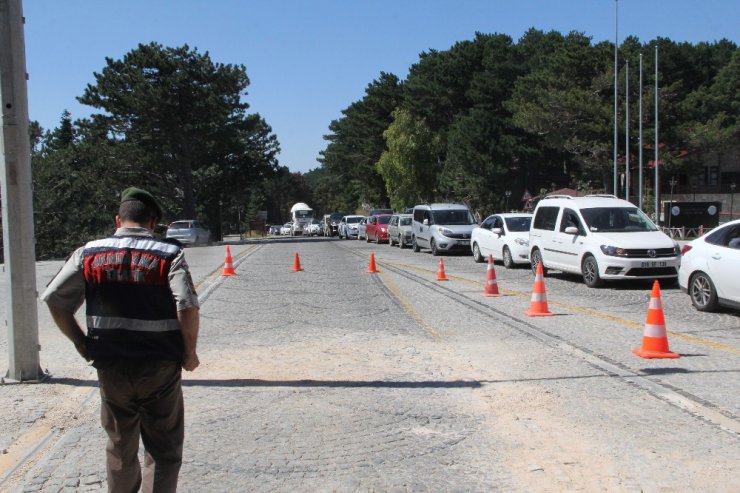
[[365, 214, 392, 243]]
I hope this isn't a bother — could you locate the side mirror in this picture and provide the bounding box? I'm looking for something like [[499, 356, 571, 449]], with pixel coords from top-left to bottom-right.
[[564, 226, 579, 235], [492, 227, 503, 235], [423, 219, 429, 226]]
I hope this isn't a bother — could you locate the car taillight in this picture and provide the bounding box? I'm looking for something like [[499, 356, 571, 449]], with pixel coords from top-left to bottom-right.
[[680, 245, 692, 255]]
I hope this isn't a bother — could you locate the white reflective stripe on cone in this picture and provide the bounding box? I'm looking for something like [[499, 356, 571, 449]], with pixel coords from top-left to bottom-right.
[[643, 323, 667, 338], [530, 292, 547, 302]]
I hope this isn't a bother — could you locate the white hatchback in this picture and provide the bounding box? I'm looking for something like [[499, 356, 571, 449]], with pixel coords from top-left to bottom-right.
[[678, 219, 740, 312], [529, 195, 680, 287], [471, 213, 532, 267]]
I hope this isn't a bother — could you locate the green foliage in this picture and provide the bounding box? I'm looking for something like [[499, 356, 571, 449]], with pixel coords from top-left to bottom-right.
[[31, 43, 280, 258], [376, 109, 441, 211], [29, 33, 740, 257], [310, 32, 739, 213], [319, 72, 404, 212]]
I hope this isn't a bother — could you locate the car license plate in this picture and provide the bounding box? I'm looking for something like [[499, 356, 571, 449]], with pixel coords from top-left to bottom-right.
[[640, 261, 667, 268]]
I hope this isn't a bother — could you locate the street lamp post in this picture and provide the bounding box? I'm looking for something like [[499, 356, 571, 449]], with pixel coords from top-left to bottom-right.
[[668, 177, 677, 230], [504, 190, 512, 211], [731, 183, 736, 221]]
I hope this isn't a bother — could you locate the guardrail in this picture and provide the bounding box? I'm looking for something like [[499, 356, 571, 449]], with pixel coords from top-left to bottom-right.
[[660, 226, 712, 240]]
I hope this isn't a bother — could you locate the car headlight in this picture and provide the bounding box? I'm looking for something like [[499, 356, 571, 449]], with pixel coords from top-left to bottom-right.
[[514, 238, 529, 246], [438, 227, 453, 236], [600, 245, 627, 256], [673, 242, 681, 256]]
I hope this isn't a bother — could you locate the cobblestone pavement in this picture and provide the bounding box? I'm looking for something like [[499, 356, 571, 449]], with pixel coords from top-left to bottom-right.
[[1, 237, 738, 491]]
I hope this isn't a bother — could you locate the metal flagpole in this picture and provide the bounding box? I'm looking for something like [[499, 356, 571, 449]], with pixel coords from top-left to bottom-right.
[[613, 0, 619, 196], [625, 59, 630, 202], [639, 53, 643, 209], [654, 45, 660, 223]]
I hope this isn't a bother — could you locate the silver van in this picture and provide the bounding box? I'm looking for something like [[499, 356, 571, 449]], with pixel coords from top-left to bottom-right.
[[412, 204, 477, 255]]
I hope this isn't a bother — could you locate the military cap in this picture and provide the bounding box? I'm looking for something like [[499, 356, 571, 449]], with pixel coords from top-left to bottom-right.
[[120, 186, 162, 220]]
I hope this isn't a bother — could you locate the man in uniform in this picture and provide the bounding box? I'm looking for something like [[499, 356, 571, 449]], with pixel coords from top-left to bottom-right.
[[43, 187, 201, 492]]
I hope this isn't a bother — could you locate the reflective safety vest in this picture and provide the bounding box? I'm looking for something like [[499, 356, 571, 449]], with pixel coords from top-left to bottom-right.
[[82, 235, 184, 362]]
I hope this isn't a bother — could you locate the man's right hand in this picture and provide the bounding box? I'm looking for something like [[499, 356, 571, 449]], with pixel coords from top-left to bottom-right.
[[182, 352, 200, 371]]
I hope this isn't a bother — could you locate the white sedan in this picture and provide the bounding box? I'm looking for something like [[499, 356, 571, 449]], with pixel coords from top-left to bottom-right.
[[471, 213, 533, 268], [280, 223, 292, 235], [304, 219, 322, 236], [678, 219, 740, 312]]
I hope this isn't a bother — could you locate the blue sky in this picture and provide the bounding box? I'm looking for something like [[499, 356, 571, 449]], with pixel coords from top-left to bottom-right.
[[22, 0, 739, 173]]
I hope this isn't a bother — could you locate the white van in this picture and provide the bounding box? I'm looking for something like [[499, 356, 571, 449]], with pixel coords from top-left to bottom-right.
[[529, 195, 680, 287]]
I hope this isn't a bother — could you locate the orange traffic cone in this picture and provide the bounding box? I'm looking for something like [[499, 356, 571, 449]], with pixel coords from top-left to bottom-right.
[[222, 246, 236, 276], [525, 262, 553, 316], [436, 258, 448, 281], [483, 255, 500, 297], [367, 253, 378, 273], [291, 252, 304, 272], [632, 281, 679, 359]]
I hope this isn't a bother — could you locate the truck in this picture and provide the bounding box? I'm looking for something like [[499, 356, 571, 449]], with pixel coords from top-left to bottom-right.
[[289, 202, 313, 236]]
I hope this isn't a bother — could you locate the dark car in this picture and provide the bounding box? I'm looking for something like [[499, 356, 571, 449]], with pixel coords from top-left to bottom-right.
[[323, 212, 348, 237]]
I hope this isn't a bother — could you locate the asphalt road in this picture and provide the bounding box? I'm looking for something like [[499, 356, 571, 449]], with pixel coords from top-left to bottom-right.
[[0, 236, 738, 492]]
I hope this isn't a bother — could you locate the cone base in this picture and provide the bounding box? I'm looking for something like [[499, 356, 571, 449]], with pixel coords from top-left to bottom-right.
[[222, 271, 236, 276], [292, 267, 304, 272], [483, 292, 500, 297], [525, 309, 554, 317], [632, 348, 679, 359], [367, 269, 378, 273], [436, 277, 448, 281]]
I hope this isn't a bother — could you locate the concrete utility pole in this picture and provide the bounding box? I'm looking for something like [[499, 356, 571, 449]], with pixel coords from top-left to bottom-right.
[[0, 0, 41, 382]]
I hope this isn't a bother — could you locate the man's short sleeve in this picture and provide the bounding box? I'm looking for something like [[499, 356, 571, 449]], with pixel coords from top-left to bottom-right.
[[41, 247, 86, 313], [168, 249, 200, 311]]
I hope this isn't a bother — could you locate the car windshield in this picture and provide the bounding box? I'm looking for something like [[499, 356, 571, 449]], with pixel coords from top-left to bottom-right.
[[580, 207, 658, 232], [294, 210, 313, 219], [346, 216, 362, 224], [330, 213, 346, 221], [169, 222, 192, 230], [432, 209, 475, 225], [504, 216, 532, 232], [377, 216, 391, 225], [400, 217, 412, 226]]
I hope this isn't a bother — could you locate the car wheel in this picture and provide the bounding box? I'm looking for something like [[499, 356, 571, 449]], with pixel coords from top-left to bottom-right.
[[689, 272, 719, 312], [430, 238, 439, 256], [412, 236, 420, 252], [502, 246, 514, 269], [581, 255, 603, 288], [398, 235, 405, 249], [530, 249, 547, 276], [472, 243, 483, 263]]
